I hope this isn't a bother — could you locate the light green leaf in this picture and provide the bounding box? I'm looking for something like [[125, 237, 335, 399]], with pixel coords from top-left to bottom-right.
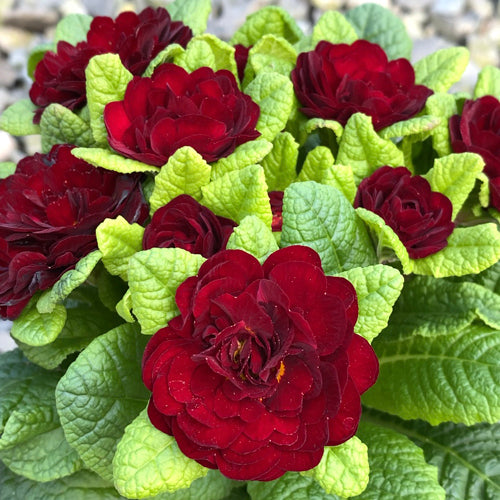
[[297, 146, 334, 183], [248, 34, 297, 77], [96, 216, 145, 281], [474, 65, 500, 100], [354, 420, 445, 500], [128, 248, 205, 335], [260, 132, 298, 191], [337, 265, 404, 343], [55, 323, 149, 481], [301, 437, 369, 498], [27, 42, 54, 79], [116, 289, 135, 324], [54, 13, 92, 45], [364, 323, 500, 425], [227, 215, 279, 263], [166, 0, 211, 36], [312, 11, 358, 45], [72, 147, 160, 174], [201, 164, 272, 226], [345, 3, 412, 60], [86, 54, 133, 146], [379, 115, 440, 141], [0, 99, 40, 136], [40, 103, 96, 152], [281, 182, 377, 274], [113, 409, 208, 498], [463, 258, 500, 294], [321, 164, 357, 205], [211, 138, 273, 179], [412, 224, 500, 277], [414, 47, 469, 93], [36, 250, 102, 314], [230, 6, 303, 46], [149, 146, 211, 214], [423, 153, 484, 219], [245, 71, 294, 142], [143, 44, 185, 77], [301, 118, 344, 143], [0, 161, 16, 178], [336, 113, 404, 185], [424, 92, 458, 157]]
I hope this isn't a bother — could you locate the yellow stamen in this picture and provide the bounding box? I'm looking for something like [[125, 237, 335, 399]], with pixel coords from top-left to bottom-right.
[[276, 361, 285, 383]]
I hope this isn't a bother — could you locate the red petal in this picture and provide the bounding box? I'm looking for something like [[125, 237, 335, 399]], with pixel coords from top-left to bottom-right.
[[346, 334, 379, 394]]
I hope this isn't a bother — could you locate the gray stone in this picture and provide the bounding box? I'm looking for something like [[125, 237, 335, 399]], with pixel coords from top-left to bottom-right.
[[0, 323, 16, 353], [431, 0, 466, 17], [0, 131, 17, 162], [2, 9, 60, 32]]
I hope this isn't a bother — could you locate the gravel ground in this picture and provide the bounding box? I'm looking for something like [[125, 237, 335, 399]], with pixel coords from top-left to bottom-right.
[[1, 0, 500, 351]]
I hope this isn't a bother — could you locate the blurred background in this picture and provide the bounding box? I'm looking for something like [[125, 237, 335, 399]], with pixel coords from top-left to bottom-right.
[[1, 0, 500, 351]]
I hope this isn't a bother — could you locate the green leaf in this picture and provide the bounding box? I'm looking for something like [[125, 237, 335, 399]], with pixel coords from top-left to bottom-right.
[[0, 161, 16, 178], [230, 6, 303, 46], [463, 259, 500, 294], [321, 164, 357, 205], [96, 216, 145, 281], [201, 164, 272, 226], [248, 35, 297, 77], [54, 14, 92, 45], [345, 3, 412, 60], [166, 0, 211, 36], [72, 147, 159, 174], [260, 132, 299, 191], [27, 42, 54, 79], [379, 115, 440, 141], [423, 93, 458, 157], [474, 65, 500, 100], [113, 409, 208, 498], [0, 99, 40, 136], [143, 44, 185, 77], [297, 146, 335, 183], [40, 103, 96, 152], [312, 11, 358, 46], [414, 47, 469, 93], [149, 146, 211, 213], [336, 113, 404, 185], [116, 289, 135, 324], [36, 250, 102, 314], [86, 54, 133, 146], [363, 322, 500, 425], [245, 72, 294, 142], [281, 182, 377, 274], [337, 265, 404, 343], [55, 323, 149, 481], [128, 248, 206, 335], [301, 118, 344, 143], [227, 215, 279, 263], [354, 420, 445, 500], [412, 224, 500, 278], [301, 437, 369, 498]]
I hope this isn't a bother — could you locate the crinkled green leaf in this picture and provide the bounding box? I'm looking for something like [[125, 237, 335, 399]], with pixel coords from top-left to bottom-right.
[[424, 92, 457, 157], [321, 164, 357, 205], [40, 103, 96, 152], [474, 65, 500, 100], [414, 47, 469, 93], [337, 265, 404, 343], [463, 259, 500, 294], [354, 420, 445, 500], [301, 437, 369, 498], [36, 250, 102, 314], [128, 248, 205, 335], [281, 182, 377, 274], [245, 72, 294, 142], [412, 224, 500, 278], [379, 115, 440, 141], [54, 13, 92, 45], [336, 113, 404, 185], [55, 323, 149, 481], [149, 146, 211, 213], [301, 118, 344, 143], [312, 11, 358, 46], [0, 99, 40, 136], [260, 132, 298, 191], [27, 42, 54, 79], [248, 35, 297, 77], [230, 6, 303, 46], [227, 215, 279, 263], [364, 322, 500, 425], [72, 147, 159, 174], [143, 44, 185, 77], [355, 207, 413, 275], [0, 161, 15, 179], [479, 171, 491, 208], [166, 0, 211, 36], [297, 146, 334, 183], [86, 54, 133, 146], [96, 216, 145, 281], [116, 289, 135, 324], [113, 409, 208, 498], [202, 164, 272, 226], [424, 153, 484, 219], [345, 3, 412, 60], [212, 139, 272, 179]]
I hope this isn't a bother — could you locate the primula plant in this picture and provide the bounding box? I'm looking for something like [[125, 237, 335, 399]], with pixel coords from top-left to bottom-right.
[[0, 1, 499, 499]]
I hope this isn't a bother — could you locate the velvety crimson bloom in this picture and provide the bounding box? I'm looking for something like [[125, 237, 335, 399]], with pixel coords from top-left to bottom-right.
[[30, 7, 193, 123], [143, 246, 378, 481], [0, 145, 148, 319], [234, 44, 251, 82], [104, 63, 261, 165], [449, 96, 500, 210], [142, 195, 236, 257], [269, 191, 284, 231], [354, 166, 454, 259], [291, 40, 433, 131]]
